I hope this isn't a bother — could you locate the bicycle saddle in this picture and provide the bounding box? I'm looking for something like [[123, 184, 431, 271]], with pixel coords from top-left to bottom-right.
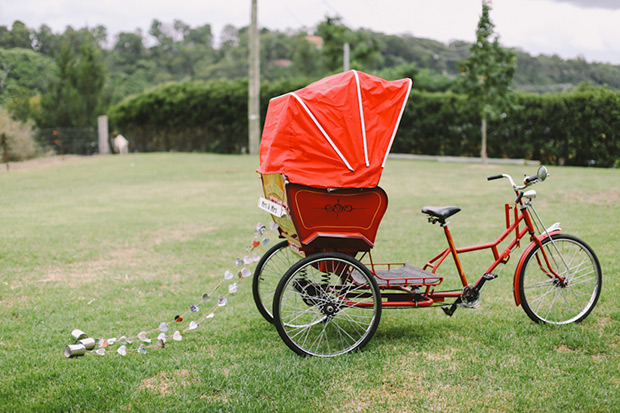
[[421, 206, 461, 224]]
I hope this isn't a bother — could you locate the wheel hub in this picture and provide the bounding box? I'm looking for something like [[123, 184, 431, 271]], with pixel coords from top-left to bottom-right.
[[320, 299, 342, 317], [552, 277, 567, 288]]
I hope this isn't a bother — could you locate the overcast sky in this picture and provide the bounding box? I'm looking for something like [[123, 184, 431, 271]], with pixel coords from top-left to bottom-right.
[[1, 0, 620, 65]]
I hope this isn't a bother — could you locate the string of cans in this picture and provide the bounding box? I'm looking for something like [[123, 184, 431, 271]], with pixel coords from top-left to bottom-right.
[[64, 222, 277, 358]]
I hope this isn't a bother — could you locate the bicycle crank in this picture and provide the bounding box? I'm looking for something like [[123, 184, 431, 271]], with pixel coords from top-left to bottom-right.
[[441, 273, 498, 316]]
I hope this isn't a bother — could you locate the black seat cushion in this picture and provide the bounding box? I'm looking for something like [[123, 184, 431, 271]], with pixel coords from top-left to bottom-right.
[[421, 206, 461, 222]]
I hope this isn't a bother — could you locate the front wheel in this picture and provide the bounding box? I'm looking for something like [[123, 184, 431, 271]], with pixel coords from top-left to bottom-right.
[[518, 234, 602, 324], [273, 252, 382, 357]]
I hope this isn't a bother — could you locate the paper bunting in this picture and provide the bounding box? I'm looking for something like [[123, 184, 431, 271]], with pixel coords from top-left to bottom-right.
[[65, 221, 275, 358], [256, 222, 266, 235], [137, 331, 151, 343]]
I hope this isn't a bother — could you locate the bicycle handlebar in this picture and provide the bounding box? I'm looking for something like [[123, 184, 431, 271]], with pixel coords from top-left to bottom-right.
[[488, 166, 548, 201], [486, 173, 533, 191]]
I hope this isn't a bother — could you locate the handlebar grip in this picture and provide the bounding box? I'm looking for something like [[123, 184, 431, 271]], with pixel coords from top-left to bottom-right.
[[487, 174, 503, 181], [516, 192, 524, 204], [524, 175, 538, 184]]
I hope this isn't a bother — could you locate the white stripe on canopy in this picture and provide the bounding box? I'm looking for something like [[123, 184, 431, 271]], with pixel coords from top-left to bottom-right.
[[352, 70, 369, 167], [290, 92, 355, 172]]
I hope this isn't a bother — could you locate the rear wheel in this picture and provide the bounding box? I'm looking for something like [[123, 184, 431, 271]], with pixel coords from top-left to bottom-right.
[[273, 252, 382, 357], [252, 240, 301, 323], [519, 234, 602, 324]]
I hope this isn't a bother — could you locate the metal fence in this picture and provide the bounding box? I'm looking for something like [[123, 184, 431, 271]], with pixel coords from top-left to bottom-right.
[[36, 128, 99, 156]]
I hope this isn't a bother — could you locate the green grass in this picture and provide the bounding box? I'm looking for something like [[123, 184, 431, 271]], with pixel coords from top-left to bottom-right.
[[1, 153, 619, 411]]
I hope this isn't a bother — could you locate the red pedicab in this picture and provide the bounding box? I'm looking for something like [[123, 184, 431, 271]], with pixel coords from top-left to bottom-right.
[[253, 71, 602, 357]]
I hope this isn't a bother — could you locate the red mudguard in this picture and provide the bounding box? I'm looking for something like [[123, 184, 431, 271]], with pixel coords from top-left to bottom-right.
[[513, 230, 561, 306]]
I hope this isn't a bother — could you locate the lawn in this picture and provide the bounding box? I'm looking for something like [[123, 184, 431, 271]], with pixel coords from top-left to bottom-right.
[[1, 153, 618, 411]]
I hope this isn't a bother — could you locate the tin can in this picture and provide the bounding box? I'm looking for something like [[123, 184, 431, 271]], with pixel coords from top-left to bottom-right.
[[71, 329, 88, 342], [77, 337, 96, 350], [64, 344, 86, 358]]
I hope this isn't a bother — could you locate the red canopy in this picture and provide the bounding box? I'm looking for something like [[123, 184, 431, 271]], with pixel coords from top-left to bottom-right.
[[257, 70, 412, 188]]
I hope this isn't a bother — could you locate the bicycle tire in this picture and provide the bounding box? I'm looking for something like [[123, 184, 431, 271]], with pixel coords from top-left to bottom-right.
[[252, 240, 301, 323], [272, 252, 382, 357], [518, 234, 602, 325]]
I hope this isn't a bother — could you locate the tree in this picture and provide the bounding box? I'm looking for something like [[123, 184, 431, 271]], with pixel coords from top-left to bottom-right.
[[0, 21, 32, 49], [32, 24, 60, 56], [112, 31, 146, 70], [36, 38, 106, 128], [316, 16, 349, 72], [0, 48, 54, 105], [458, 0, 516, 164]]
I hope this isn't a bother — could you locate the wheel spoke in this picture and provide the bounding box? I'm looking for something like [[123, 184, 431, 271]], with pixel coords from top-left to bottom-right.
[[520, 235, 601, 325], [273, 253, 381, 357]]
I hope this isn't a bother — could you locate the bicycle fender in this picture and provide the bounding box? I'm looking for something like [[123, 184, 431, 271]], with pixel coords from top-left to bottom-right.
[[512, 230, 562, 306]]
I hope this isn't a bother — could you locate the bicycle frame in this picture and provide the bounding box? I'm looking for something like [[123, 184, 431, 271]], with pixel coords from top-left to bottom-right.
[[423, 200, 536, 302], [363, 187, 561, 310]]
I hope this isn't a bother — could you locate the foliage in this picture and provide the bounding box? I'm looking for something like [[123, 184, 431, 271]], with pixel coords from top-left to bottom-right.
[[394, 87, 620, 167], [36, 39, 106, 128], [0, 105, 41, 161], [458, 1, 516, 163], [108, 77, 620, 167], [0, 48, 54, 105], [3, 17, 620, 164], [108, 77, 309, 153]]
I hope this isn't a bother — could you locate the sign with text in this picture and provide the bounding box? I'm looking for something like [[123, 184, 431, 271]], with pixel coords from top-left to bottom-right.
[[258, 197, 286, 217]]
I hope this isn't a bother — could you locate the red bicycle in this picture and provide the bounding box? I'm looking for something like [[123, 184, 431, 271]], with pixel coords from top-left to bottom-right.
[[253, 71, 602, 357]]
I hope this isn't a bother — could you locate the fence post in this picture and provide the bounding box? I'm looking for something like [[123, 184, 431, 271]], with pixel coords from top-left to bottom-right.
[[98, 115, 109, 155], [2, 133, 8, 171]]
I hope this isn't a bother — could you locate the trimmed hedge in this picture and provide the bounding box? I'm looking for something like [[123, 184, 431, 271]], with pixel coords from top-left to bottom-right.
[[109, 79, 620, 167], [108, 78, 308, 153]]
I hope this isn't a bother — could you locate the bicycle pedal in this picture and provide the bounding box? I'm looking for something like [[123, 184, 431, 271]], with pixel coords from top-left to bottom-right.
[[441, 305, 456, 316], [483, 273, 498, 280]]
